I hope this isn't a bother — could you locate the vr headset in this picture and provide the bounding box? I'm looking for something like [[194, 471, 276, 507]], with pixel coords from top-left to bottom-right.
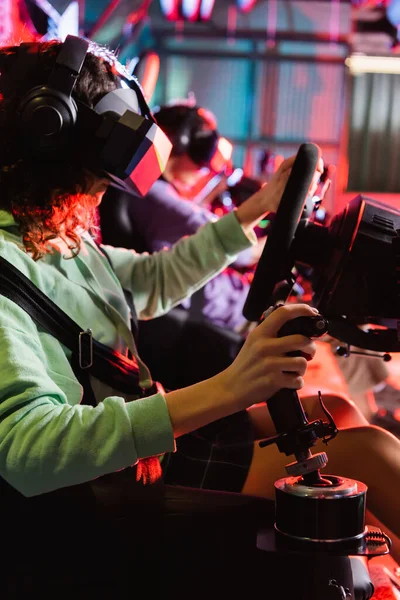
[[14, 35, 172, 197]]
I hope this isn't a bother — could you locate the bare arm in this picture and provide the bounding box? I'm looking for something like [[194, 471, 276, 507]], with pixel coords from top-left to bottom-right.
[[165, 303, 318, 437]]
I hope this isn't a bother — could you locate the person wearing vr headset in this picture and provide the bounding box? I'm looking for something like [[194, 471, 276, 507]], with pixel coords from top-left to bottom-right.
[[1, 35, 400, 595], [103, 100, 266, 332]]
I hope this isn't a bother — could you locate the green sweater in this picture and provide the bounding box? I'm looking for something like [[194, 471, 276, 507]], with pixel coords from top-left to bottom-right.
[[0, 209, 254, 497]]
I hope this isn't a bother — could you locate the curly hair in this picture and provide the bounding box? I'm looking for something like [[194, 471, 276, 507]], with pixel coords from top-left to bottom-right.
[[0, 40, 119, 260]]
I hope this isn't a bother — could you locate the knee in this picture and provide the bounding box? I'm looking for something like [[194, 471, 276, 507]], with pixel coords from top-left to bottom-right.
[[365, 423, 399, 446], [323, 393, 355, 412]]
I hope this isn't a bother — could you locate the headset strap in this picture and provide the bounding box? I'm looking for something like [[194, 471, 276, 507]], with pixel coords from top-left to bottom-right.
[[127, 77, 155, 123], [48, 35, 88, 97], [13, 36, 88, 98]]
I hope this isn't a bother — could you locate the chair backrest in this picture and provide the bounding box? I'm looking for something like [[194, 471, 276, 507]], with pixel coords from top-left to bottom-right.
[[98, 184, 148, 253]]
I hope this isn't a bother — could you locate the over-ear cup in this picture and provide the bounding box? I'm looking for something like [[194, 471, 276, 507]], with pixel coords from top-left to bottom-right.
[[18, 85, 78, 155], [188, 128, 219, 166]]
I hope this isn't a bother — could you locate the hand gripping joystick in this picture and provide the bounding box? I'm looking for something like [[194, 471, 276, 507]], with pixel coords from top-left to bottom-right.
[[259, 314, 337, 485], [258, 313, 390, 556]]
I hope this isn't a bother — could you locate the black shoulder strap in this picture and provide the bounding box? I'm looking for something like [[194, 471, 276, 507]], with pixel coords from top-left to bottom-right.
[[0, 255, 143, 396], [0, 255, 87, 352]]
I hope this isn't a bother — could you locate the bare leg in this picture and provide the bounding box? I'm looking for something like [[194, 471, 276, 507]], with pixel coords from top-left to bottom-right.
[[247, 393, 369, 441], [242, 424, 400, 540]]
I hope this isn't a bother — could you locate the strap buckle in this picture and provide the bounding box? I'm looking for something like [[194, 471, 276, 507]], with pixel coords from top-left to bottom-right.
[[79, 329, 93, 369]]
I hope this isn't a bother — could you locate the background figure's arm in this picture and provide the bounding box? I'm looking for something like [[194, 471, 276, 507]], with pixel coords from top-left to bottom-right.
[[128, 183, 212, 252]]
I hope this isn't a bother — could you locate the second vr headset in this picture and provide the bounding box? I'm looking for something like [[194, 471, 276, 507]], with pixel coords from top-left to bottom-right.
[[14, 35, 172, 197], [153, 103, 233, 173]]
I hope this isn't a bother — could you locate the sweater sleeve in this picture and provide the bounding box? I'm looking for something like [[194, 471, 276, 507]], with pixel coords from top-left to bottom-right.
[[0, 296, 175, 498], [102, 211, 256, 319]]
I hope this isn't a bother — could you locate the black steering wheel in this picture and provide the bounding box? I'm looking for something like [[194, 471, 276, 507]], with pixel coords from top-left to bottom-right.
[[243, 143, 400, 354], [243, 143, 321, 322]]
